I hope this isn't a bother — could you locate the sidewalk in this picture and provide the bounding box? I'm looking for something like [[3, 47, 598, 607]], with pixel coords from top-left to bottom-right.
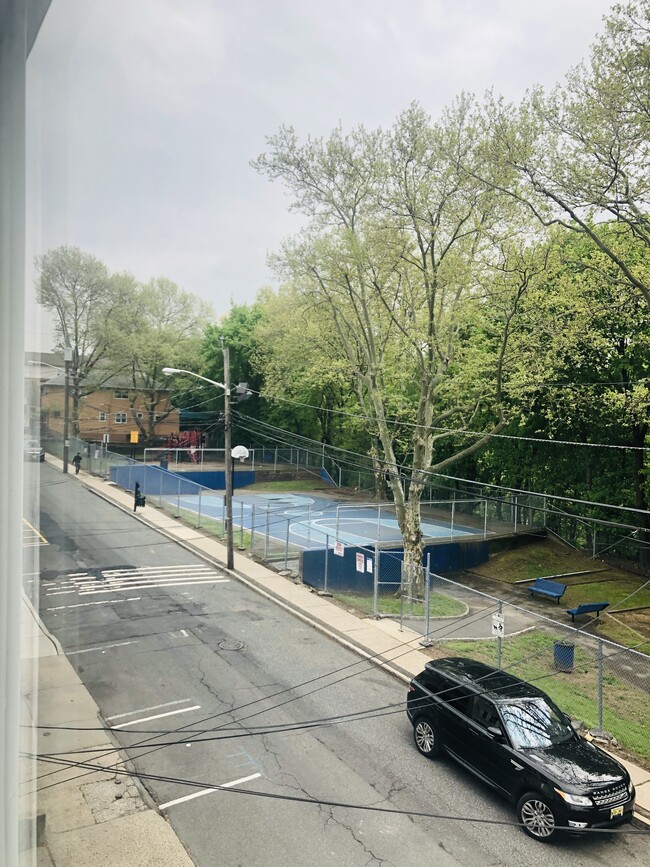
[[22, 459, 650, 864]]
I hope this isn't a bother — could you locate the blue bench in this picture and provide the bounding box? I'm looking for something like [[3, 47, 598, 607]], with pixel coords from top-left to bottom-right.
[[528, 578, 567, 604], [566, 602, 609, 622]]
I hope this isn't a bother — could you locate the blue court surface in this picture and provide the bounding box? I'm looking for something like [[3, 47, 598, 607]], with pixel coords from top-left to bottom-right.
[[165, 492, 482, 550]]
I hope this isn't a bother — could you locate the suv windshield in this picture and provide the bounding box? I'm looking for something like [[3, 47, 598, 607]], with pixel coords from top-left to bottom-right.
[[500, 698, 573, 749]]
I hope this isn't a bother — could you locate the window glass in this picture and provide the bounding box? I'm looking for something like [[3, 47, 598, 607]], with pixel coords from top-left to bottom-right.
[[501, 699, 573, 749], [115, 412, 128, 424], [471, 696, 500, 729]]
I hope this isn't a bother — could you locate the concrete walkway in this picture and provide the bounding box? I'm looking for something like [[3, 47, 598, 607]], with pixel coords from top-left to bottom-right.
[[22, 459, 650, 864]]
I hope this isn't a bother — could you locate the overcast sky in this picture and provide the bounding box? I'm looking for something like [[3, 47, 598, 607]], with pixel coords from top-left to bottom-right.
[[26, 0, 616, 350]]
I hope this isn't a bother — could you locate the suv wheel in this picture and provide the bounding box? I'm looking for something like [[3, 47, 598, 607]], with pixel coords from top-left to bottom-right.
[[413, 717, 440, 758], [517, 792, 558, 841]]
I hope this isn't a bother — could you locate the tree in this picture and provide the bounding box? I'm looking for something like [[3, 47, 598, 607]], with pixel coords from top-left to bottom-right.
[[483, 0, 650, 311], [36, 245, 131, 435], [254, 102, 546, 594], [111, 278, 213, 443]]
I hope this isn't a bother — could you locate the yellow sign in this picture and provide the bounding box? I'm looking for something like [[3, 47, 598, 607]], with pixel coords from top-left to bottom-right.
[[130, 430, 139, 444]]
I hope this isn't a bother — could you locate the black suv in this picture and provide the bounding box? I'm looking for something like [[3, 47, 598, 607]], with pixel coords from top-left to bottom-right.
[[407, 657, 635, 841]]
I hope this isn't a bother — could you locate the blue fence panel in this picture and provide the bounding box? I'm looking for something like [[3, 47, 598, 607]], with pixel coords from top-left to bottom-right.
[[301, 539, 489, 591]]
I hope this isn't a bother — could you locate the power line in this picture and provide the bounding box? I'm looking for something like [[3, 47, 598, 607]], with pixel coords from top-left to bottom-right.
[[25, 753, 649, 835], [240, 387, 650, 451]]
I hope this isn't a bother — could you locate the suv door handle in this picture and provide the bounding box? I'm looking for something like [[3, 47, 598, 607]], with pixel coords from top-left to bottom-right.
[[510, 760, 524, 770]]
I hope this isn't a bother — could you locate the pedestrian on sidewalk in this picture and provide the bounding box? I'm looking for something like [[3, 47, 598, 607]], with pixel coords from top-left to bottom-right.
[[72, 452, 82, 474]]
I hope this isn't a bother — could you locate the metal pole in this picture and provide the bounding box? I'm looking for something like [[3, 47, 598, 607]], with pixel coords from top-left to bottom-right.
[[336, 505, 340, 541], [223, 345, 234, 569], [176, 476, 181, 517], [159, 468, 163, 506], [197, 488, 202, 529], [497, 599, 503, 669], [377, 505, 381, 542], [264, 506, 269, 558], [250, 503, 256, 549], [62, 346, 72, 473], [307, 504, 311, 546], [240, 500, 244, 549], [450, 500, 455, 539], [274, 447, 277, 472], [284, 518, 290, 570], [373, 542, 379, 619], [424, 553, 431, 640], [598, 639, 604, 731], [324, 534, 329, 593], [593, 528, 597, 560], [514, 496, 518, 534], [483, 498, 488, 538]]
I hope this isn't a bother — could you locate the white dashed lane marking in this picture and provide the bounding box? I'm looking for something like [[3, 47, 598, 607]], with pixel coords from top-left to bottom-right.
[[159, 773, 262, 811]]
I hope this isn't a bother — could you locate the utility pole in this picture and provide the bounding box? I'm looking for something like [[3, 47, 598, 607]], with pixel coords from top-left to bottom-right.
[[223, 345, 234, 570], [62, 345, 72, 473]]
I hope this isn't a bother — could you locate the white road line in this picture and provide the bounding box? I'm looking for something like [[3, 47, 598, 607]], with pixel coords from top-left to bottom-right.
[[106, 699, 195, 721], [45, 590, 79, 596], [46, 597, 141, 611], [77, 572, 221, 586], [67, 641, 139, 656], [79, 579, 229, 595], [102, 565, 214, 576], [112, 705, 201, 729], [159, 773, 262, 810]]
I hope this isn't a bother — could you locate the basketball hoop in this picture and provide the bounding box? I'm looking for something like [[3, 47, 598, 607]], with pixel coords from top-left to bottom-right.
[[231, 445, 249, 463]]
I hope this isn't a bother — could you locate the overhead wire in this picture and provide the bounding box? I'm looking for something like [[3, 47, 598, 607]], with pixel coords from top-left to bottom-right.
[[24, 753, 650, 835]]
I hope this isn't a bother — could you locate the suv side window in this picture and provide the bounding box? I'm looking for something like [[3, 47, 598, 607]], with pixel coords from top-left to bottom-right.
[[444, 686, 472, 717], [471, 695, 500, 729]]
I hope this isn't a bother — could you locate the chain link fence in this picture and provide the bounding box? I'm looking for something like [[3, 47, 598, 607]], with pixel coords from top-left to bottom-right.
[[43, 433, 650, 763]]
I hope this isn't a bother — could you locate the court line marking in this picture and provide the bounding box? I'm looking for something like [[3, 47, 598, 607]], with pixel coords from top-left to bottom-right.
[[159, 773, 261, 810], [106, 699, 195, 721], [112, 705, 201, 729], [67, 641, 139, 656]]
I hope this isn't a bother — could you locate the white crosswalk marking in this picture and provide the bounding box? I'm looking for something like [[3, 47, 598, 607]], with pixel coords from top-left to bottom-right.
[[43, 564, 229, 601]]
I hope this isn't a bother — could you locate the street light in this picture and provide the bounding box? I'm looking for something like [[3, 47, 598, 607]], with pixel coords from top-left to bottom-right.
[[62, 346, 72, 474], [162, 357, 234, 570]]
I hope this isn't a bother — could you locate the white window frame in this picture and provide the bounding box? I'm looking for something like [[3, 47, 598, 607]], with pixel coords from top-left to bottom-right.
[[114, 389, 129, 399], [115, 412, 128, 424], [98, 411, 107, 421]]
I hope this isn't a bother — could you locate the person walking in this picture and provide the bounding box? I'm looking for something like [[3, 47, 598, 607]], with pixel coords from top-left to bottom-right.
[[72, 452, 82, 474]]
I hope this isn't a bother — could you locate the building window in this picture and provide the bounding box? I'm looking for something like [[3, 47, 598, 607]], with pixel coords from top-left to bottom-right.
[[99, 411, 107, 421], [136, 412, 144, 419], [115, 412, 128, 424], [114, 389, 129, 399]]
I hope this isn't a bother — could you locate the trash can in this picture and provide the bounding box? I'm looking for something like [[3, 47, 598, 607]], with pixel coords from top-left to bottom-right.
[[554, 640, 574, 673], [160, 460, 168, 471]]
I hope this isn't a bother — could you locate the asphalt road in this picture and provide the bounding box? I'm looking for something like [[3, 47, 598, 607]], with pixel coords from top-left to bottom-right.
[[34, 465, 650, 866]]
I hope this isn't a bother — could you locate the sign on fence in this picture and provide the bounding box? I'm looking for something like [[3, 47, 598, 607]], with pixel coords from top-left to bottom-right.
[[356, 553, 365, 573], [491, 612, 505, 636], [334, 541, 344, 557]]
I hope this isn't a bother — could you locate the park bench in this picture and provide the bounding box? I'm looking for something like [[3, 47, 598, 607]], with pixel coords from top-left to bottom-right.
[[566, 602, 610, 623], [528, 578, 567, 604]]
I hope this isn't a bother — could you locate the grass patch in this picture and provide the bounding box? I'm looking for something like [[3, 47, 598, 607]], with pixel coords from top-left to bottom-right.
[[438, 630, 650, 764], [475, 539, 603, 583], [333, 591, 465, 618], [161, 503, 252, 550]]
